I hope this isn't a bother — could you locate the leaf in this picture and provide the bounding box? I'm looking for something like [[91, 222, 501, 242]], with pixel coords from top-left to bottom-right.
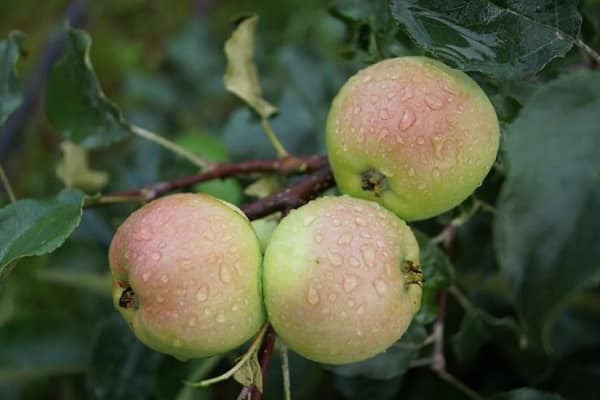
[[87, 317, 162, 400], [413, 230, 454, 324], [0, 314, 90, 381], [0, 189, 84, 273], [390, 0, 582, 79], [324, 323, 427, 380], [56, 141, 110, 192], [244, 176, 283, 199], [452, 307, 522, 363], [224, 16, 278, 119], [46, 26, 131, 149], [233, 352, 263, 393], [494, 71, 600, 350], [36, 269, 111, 296], [0, 31, 23, 126], [492, 388, 565, 400]]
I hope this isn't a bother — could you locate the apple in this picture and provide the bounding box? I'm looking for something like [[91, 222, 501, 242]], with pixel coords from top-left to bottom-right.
[[108, 193, 265, 360], [326, 56, 500, 221], [262, 196, 422, 364]]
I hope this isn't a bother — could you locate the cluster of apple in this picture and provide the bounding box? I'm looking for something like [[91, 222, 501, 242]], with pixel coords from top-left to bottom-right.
[[109, 57, 499, 365]]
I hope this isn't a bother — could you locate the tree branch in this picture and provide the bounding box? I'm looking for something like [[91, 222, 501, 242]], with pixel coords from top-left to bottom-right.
[[95, 154, 328, 205]]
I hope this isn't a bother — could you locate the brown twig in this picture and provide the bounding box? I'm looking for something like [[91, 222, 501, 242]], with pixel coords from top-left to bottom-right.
[[241, 166, 334, 220], [102, 154, 328, 204]]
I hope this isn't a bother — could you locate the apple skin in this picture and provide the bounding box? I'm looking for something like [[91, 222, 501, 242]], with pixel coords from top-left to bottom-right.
[[262, 196, 422, 365], [326, 56, 500, 221], [108, 193, 265, 360]]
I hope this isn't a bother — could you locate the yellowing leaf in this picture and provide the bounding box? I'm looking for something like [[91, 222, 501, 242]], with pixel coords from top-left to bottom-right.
[[56, 141, 109, 192], [233, 352, 263, 393], [224, 16, 278, 119], [244, 176, 283, 199]]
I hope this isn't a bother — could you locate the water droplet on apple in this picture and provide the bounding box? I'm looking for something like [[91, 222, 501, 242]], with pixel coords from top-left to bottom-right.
[[219, 266, 232, 283], [196, 285, 209, 302], [373, 279, 388, 296], [307, 285, 320, 305], [343, 275, 360, 292]]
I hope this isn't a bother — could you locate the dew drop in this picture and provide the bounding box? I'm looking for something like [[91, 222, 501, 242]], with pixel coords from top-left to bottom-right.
[[348, 300, 355, 307], [219, 266, 232, 283], [196, 285, 209, 302], [333, 219, 341, 226], [416, 136, 425, 145], [349, 256, 361, 268], [360, 232, 371, 239], [303, 216, 316, 226], [425, 94, 444, 110], [433, 168, 441, 180], [151, 252, 162, 261], [307, 285, 320, 305], [379, 109, 391, 120], [188, 317, 197, 327], [399, 108, 416, 131], [408, 168, 415, 177], [215, 313, 226, 323], [353, 106, 361, 115], [362, 75, 372, 83], [161, 274, 169, 284], [354, 216, 367, 226], [400, 85, 413, 101], [343, 275, 360, 292], [361, 246, 376, 268], [379, 127, 390, 141], [232, 304, 239, 311], [142, 272, 150, 282], [328, 252, 343, 266], [373, 279, 388, 296], [418, 182, 426, 191], [337, 233, 352, 245], [173, 339, 182, 348], [328, 293, 337, 302], [376, 240, 385, 248], [431, 135, 445, 160], [156, 295, 165, 303], [356, 328, 363, 337], [315, 234, 323, 243]]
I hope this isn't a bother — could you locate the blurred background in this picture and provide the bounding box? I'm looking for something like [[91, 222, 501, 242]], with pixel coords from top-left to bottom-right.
[[1, 1, 599, 399]]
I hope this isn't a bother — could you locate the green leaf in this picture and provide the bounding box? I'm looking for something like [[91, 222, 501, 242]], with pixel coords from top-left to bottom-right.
[[0, 189, 84, 274], [452, 307, 521, 363], [492, 388, 565, 400], [56, 141, 110, 192], [413, 230, 454, 324], [46, 27, 131, 149], [323, 323, 427, 380], [0, 315, 90, 381], [0, 31, 23, 126], [87, 317, 162, 400], [494, 71, 600, 350], [224, 16, 278, 119], [390, 0, 582, 79]]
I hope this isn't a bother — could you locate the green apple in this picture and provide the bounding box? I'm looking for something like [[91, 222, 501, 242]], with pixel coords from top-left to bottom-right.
[[326, 56, 500, 221], [263, 196, 422, 364], [108, 193, 264, 360]]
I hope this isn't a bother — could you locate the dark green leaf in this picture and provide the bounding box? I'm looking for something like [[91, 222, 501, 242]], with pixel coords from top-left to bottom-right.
[[495, 71, 600, 350], [0, 189, 84, 273], [493, 388, 564, 400], [0, 31, 23, 126], [0, 315, 90, 381], [390, 0, 581, 79], [87, 317, 162, 400], [452, 307, 521, 363], [414, 230, 454, 324], [323, 323, 427, 380], [46, 27, 131, 149], [333, 375, 401, 400]]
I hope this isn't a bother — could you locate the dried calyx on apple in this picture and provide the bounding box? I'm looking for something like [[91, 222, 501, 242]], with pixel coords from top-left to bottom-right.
[[108, 193, 265, 360], [326, 56, 500, 221]]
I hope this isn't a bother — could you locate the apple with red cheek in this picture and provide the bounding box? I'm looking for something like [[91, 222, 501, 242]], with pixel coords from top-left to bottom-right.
[[108, 193, 265, 360], [262, 196, 422, 364], [327, 56, 500, 221]]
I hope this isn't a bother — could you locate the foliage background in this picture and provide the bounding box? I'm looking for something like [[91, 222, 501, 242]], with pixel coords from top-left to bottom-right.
[[1, 0, 599, 399]]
